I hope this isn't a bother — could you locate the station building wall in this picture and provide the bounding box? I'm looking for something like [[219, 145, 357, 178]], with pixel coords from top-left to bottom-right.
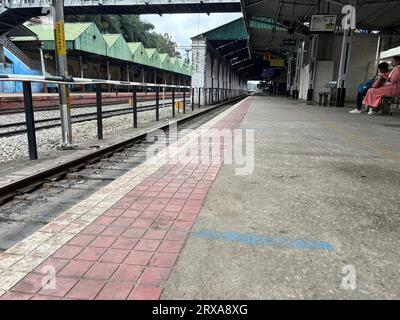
[[314, 33, 379, 102]]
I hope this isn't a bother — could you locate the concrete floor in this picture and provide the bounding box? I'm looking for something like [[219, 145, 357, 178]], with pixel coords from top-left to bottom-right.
[[162, 95, 400, 299]]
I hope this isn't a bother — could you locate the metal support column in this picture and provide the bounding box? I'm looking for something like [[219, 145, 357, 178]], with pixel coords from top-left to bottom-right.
[[183, 88, 186, 114], [126, 64, 130, 82], [132, 86, 137, 128], [211, 58, 214, 103], [78, 56, 84, 78], [336, 27, 353, 108], [155, 86, 160, 121], [141, 67, 145, 83], [39, 44, 47, 93], [307, 35, 319, 102], [95, 85, 103, 140], [286, 54, 292, 96], [78, 55, 85, 93], [23, 82, 38, 160], [375, 34, 382, 69], [191, 88, 194, 111], [0, 43, 5, 63], [198, 87, 201, 108], [53, 0, 72, 146], [217, 61, 220, 102], [39, 46, 46, 76], [106, 60, 110, 92], [172, 87, 175, 118], [292, 42, 301, 99]]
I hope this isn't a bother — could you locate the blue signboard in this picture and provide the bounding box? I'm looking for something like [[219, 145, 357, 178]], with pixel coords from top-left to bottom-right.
[[261, 68, 274, 78]]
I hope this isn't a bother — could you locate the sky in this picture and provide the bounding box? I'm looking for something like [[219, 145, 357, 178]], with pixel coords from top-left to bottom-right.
[[142, 12, 243, 59]]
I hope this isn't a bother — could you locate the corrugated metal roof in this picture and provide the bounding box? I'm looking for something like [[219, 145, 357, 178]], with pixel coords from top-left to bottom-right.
[[127, 42, 141, 53], [160, 53, 172, 71], [159, 53, 168, 62], [104, 34, 131, 61], [145, 48, 157, 59], [145, 48, 162, 69], [170, 57, 181, 73], [128, 42, 148, 65], [193, 18, 247, 41], [103, 34, 120, 47], [11, 22, 192, 76], [16, 23, 92, 41]]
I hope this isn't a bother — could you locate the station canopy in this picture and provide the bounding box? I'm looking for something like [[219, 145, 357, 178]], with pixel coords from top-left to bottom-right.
[[242, 0, 400, 56], [191, 1, 400, 81], [192, 17, 299, 81]]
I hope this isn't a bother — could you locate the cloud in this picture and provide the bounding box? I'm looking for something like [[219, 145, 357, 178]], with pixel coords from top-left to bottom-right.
[[141, 13, 242, 57]]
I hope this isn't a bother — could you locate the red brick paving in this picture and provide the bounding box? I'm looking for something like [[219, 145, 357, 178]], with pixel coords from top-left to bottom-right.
[[2, 98, 252, 300]]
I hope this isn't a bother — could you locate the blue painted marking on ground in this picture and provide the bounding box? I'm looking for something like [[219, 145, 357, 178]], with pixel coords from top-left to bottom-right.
[[191, 229, 334, 252]]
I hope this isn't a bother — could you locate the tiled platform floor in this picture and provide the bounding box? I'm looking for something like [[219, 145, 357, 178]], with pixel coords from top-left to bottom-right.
[[0, 97, 252, 300]]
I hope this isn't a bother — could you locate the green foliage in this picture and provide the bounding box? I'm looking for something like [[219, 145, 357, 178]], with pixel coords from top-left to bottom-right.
[[66, 15, 181, 58]]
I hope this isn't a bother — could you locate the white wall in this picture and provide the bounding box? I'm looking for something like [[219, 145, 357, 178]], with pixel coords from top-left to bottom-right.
[[331, 33, 379, 102], [299, 64, 310, 100], [313, 61, 334, 101]]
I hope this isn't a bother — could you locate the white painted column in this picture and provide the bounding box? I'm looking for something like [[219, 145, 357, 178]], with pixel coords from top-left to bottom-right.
[[286, 53, 292, 96], [191, 37, 208, 106], [307, 35, 319, 102], [336, 28, 353, 107]]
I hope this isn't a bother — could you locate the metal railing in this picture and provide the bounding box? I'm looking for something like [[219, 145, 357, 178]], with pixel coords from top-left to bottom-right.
[[0, 74, 192, 161], [0, 36, 42, 71], [0, 0, 239, 9], [0, 74, 246, 161]]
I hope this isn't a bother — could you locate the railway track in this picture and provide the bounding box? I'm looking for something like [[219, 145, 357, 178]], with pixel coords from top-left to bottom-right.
[[0, 96, 245, 250], [0, 101, 183, 138]]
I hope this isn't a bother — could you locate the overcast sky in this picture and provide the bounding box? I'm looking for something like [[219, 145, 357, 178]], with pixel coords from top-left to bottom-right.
[[142, 12, 243, 59]]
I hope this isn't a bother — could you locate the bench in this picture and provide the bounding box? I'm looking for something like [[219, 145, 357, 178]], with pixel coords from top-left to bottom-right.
[[317, 81, 337, 107], [379, 96, 400, 115]]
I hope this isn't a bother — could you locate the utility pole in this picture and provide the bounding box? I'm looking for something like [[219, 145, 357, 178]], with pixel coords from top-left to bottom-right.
[[53, 0, 72, 147]]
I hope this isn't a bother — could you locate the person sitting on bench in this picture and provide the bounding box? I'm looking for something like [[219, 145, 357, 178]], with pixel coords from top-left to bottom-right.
[[349, 62, 389, 114], [362, 56, 400, 115]]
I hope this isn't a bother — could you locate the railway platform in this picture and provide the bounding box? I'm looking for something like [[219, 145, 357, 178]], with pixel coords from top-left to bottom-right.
[[0, 95, 399, 299]]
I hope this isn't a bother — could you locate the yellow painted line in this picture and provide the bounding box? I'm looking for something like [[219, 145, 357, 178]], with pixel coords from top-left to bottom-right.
[[317, 117, 400, 161]]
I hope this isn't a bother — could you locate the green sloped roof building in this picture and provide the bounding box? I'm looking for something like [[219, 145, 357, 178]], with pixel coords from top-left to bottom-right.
[[11, 22, 192, 76]]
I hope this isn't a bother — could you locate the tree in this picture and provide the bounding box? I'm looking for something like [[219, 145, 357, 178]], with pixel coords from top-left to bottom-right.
[[66, 15, 180, 57]]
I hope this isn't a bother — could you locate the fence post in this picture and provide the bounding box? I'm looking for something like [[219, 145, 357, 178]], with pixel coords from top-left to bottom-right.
[[132, 85, 138, 128], [198, 87, 201, 109], [23, 81, 38, 160], [183, 87, 186, 114], [191, 87, 194, 111], [172, 87, 175, 118], [156, 86, 160, 121], [95, 85, 103, 139]]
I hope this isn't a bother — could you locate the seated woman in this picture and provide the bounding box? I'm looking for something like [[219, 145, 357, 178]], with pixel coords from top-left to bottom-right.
[[349, 62, 389, 114], [362, 56, 400, 115]]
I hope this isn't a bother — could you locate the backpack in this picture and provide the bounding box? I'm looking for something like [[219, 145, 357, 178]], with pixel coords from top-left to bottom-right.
[[357, 78, 375, 94]]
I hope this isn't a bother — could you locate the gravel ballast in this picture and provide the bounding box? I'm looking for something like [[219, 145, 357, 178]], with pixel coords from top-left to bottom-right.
[[0, 103, 184, 163]]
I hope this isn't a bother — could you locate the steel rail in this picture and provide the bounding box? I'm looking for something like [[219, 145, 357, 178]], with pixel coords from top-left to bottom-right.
[[0, 95, 246, 204], [0, 101, 187, 137]]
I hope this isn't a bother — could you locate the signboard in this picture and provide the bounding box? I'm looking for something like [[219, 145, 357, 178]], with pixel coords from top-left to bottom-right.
[[55, 20, 67, 55], [310, 15, 337, 33], [263, 52, 272, 61], [270, 59, 285, 68], [261, 68, 274, 78], [283, 39, 296, 46]]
